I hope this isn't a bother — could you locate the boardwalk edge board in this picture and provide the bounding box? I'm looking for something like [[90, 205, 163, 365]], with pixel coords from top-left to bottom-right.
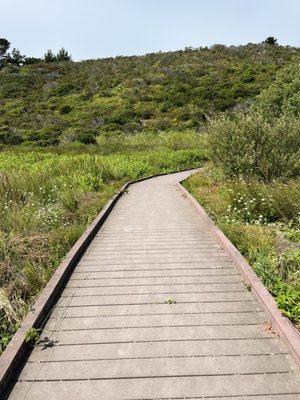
[[177, 181, 300, 369], [0, 168, 193, 394]]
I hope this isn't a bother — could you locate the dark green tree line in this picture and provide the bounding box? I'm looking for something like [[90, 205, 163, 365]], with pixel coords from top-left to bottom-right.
[[0, 38, 72, 69]]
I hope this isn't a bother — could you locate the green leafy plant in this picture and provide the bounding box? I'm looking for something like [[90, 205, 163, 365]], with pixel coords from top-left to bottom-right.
[[164, 297, 176, 304], [25, 327, 41, 345]]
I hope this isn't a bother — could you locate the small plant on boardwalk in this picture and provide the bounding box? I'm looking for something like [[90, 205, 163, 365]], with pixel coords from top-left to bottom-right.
[[154, 297, 176, 305], [25, 327, 41, 346], [164, 297, 176, 304], [244, 283, 252, 292]]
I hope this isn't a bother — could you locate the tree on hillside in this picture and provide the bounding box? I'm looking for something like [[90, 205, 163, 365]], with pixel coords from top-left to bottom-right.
[[0, 38, 10, 56], [0, 38, 25, 67], [56, 48, 72, 61], [0, 38, 11, 68], [0, 38, 71, 66], [44, 48, 72, 62], [44, 49, 56, 62], [24, 56, 42, 64], [6, 48, 25, 66], [264, 36, 278, 45]]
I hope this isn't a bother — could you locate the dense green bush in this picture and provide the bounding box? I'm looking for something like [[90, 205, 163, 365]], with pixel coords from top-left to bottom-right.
[[0, 130, 22, 145], [59, 105, 72, 114], [208, 112, 300, 180], [208, 64, 300, 180], [60, 127, 97, 144], [76, 131, 97, 144], [23, 126, 63, 146], [253, 64, 300, 119]]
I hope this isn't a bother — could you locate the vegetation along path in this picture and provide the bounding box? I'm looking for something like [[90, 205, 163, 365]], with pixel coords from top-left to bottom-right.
[[7, 170, 300, 399]]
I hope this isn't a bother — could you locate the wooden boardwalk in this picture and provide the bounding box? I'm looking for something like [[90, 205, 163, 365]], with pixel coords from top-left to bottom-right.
[[8, 171, 300, 399]]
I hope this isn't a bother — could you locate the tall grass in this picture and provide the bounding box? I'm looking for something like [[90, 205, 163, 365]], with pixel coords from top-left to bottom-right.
[[0, 140, 206, 353]]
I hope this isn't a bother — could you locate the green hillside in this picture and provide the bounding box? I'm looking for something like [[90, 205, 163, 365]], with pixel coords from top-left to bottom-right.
[[1, 42, 300, 145]]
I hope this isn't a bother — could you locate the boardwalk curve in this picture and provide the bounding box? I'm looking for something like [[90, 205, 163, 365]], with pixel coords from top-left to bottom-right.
[[5, 170, 300, 399]]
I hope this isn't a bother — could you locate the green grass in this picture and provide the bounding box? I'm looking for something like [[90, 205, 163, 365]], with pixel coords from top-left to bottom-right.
[[184, 165, 300, 327], [0, 136, 206, 353]]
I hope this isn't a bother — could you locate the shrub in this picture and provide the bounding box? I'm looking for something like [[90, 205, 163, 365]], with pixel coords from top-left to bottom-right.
[[0, 130, 23, 145], [60, 127, 97, 144], [253, 250, 300, 323], [208, 112, 300, 180], [59, 105, 72, 115], [1, 44, 299, 145], [108, 107, 136, 125], [23, 126, 63, 146], [53, 83, 75, 95], [264, 37, 278, 45], [253, 64, 300, 119], [77, 131, 97, 144], [208, 64, 300, 181]]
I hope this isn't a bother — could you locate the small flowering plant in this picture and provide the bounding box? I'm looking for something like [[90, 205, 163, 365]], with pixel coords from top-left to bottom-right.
[[224, 181, 279, 225]]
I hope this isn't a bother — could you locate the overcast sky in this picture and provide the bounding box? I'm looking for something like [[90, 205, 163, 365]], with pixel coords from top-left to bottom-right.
[[1, 0, 299, 60]]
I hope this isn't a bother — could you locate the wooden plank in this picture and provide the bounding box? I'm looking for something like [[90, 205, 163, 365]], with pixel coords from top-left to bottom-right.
[[28, 338, 287, 362], [9, 374, 300, 400]]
